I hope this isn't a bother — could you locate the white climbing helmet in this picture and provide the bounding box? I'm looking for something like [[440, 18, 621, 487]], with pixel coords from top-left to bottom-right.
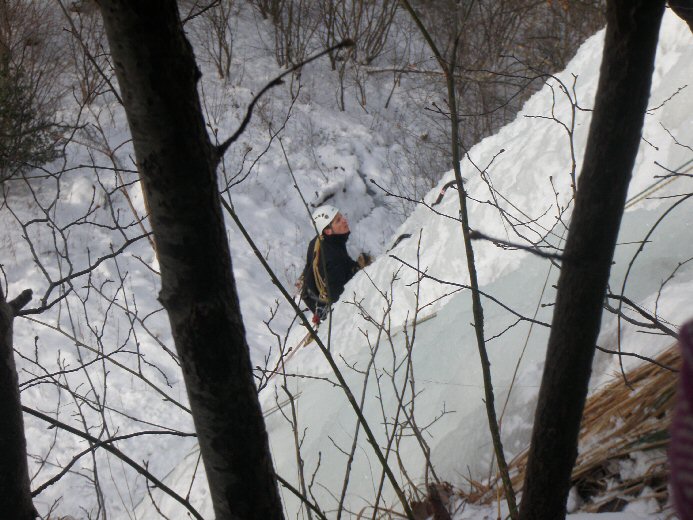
[[312, 205, 339, 234]]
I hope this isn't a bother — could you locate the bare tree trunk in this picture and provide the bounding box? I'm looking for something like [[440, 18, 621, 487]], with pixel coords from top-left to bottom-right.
[[518, 1, 665, 519], [96, 2, 284, 519], [0, 288, 35, 519]]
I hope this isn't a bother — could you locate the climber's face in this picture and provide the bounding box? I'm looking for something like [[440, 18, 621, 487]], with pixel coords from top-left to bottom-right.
[[324, 213, 350, 235]]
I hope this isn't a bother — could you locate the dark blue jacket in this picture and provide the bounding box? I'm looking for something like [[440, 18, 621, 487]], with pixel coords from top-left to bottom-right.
[[301, 233, 358, 313]]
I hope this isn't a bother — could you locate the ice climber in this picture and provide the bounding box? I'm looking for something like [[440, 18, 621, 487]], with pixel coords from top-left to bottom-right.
[[300, 205, 371, 323]]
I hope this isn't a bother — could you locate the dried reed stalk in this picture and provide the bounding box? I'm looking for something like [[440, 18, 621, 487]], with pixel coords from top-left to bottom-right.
[[472, 343, 680, 511]]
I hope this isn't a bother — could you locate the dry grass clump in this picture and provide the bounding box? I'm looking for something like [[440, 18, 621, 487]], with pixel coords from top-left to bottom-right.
[[567, 345, 679, 512], [462, 344, 680, 513]]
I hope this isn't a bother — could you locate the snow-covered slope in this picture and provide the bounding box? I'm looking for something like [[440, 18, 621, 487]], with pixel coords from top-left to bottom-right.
[[4, 4, 411, 516], [5, 5, 691, 520], [135, 9, 693, 520], [253, 11, 693, 519], [262, 14, 692, 520]]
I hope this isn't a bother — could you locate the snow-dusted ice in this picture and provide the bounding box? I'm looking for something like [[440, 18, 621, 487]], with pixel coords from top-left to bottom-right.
[[4, 5, 691, 520], [131, 9, 693, 520]]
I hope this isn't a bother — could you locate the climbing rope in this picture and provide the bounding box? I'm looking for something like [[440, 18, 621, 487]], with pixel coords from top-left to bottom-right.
[[312, 237, 329, 303], [625, 157, 693, 209]]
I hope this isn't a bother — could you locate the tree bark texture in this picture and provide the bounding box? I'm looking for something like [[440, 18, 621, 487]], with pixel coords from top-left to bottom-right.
[[0, 288, 35, 519], [518, 1, 665, 519], [96, 2, 284, 519]]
